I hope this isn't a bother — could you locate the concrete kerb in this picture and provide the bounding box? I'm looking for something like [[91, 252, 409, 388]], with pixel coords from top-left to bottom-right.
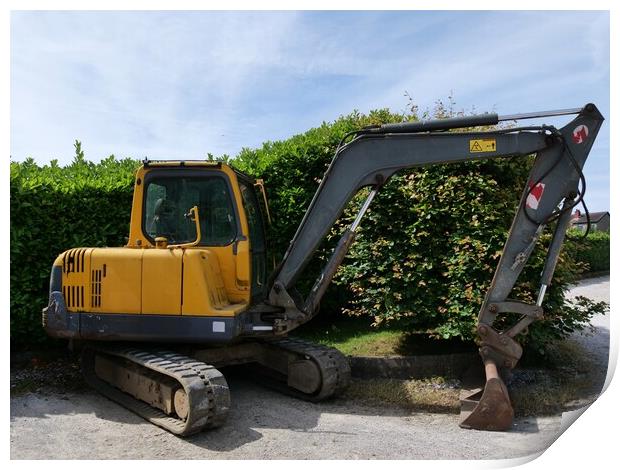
[[347, 352, 479, 380]]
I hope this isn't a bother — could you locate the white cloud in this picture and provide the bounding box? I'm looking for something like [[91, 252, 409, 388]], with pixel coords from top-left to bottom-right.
[[10, 11, 609, 211], [11, 11, 302, 160]]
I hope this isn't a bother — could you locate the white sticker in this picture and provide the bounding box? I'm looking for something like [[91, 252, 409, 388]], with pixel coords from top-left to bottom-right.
[[212, 321, 226, 333], [252, 326, 274, 331]]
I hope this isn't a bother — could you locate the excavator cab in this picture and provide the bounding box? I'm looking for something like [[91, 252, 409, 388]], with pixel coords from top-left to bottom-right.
[[139, 163, 270, 303]]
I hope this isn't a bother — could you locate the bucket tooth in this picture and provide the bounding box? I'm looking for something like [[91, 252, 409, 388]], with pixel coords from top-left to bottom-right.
[[459, 360, 514, 431]]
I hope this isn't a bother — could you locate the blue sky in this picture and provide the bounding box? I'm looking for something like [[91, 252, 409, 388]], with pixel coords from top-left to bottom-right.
[[11, 10, 610, 210]]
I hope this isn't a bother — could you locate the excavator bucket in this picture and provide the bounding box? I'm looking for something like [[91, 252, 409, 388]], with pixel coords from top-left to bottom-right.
[[459, 360, 513, 431]]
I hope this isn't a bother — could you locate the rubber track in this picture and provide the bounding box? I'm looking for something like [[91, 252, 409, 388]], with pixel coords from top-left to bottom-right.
[[261, 337, 351, 401], [82, 345, 230, 436]]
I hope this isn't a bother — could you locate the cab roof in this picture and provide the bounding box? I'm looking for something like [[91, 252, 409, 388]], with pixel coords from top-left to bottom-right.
[[140, 159, 256, 184]]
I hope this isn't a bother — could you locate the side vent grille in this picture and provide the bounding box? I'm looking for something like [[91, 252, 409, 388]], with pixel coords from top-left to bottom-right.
[[63, 285, 85, 309], [91, 269, 102, 308], [63, 248, 87, 274]]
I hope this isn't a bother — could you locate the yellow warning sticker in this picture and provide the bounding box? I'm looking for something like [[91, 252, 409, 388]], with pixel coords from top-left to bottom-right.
[[469, 139, 496, 153]]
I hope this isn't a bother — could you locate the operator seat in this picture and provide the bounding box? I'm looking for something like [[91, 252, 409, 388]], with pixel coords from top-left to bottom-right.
[[150, 198, 177, 241]]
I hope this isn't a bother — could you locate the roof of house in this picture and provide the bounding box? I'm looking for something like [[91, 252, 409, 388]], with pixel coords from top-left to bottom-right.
[[573, 211, 609, 224]]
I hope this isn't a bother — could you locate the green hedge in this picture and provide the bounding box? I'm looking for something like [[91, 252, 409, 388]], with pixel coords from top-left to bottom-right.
[[570, 230, 610, 273], [11, 111, 607, 352]]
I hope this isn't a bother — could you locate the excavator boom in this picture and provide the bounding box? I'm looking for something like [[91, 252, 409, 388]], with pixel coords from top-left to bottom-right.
[[266, 103, 604, 430]]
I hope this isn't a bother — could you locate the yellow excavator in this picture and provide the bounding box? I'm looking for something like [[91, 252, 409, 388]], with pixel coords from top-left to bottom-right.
[[43, 103, 603, 435]]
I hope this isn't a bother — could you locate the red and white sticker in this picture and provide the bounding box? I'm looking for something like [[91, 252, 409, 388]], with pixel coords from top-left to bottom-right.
[[526, 182, 546, 210], [572, 124, 589, 144]]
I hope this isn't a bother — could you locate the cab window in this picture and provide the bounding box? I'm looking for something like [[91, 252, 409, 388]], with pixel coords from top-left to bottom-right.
[[144, 175, 237, 246]]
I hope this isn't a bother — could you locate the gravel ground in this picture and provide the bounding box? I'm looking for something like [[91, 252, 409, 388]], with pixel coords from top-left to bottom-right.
[[10, 381, 563, 460], [10, 276, 610, 460]]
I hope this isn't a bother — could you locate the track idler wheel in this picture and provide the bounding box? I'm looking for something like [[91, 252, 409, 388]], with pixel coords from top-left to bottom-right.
[[459, 359, 514, 431]]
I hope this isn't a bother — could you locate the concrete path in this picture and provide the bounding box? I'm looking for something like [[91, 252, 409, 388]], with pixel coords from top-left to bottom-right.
[[565, 275, 610, 378]]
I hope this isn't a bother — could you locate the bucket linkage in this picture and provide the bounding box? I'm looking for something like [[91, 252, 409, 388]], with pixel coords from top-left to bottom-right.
[[459, 300, 544, 431]]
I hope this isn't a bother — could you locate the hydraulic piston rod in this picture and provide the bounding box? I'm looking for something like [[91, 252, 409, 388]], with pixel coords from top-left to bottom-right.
[[498, 107, 583, 122], [303, 187, 379, 315]]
